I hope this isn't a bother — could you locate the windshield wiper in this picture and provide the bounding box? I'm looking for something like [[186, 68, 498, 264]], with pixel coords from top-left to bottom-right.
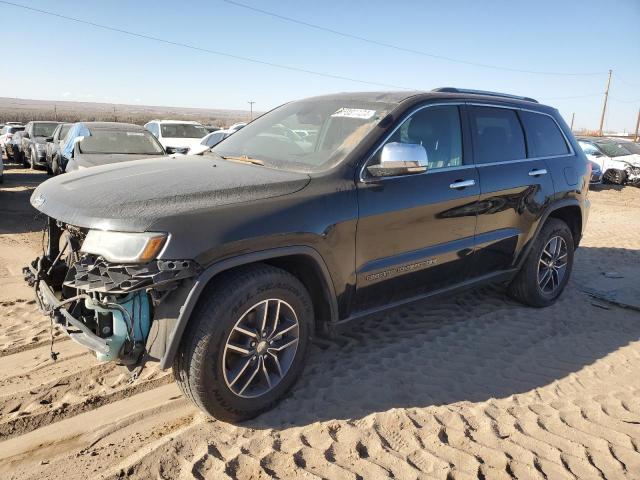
[[221, 155, 264, 166]]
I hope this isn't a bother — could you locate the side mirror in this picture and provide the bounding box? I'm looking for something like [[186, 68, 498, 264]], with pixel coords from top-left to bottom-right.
[[45, 136, 53, 142], [22, 132, 30, 139], [367, 142, 428, 178]]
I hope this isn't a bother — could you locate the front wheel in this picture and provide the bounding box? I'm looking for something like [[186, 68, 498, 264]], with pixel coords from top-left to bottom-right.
[[508, 218, 574, 307], [604, 169, 626, 185], [30, 147, 38, 170], [173, 264, 313, 422]]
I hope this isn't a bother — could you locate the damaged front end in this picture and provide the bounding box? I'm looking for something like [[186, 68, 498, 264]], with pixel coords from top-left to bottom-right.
[[23, 218, 200, 366]]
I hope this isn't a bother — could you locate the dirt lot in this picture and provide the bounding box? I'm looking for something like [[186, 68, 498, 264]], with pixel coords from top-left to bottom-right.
[[1, 163, 639, 479]]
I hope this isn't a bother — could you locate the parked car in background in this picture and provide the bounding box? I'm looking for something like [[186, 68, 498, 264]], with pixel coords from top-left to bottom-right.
[[587, 159, 603, 185], [21, 121, 60, 169], [0, 124, 24, 157], [189, 129, 233, 155], [144, 120, 208, 154], [227, 122, 247, 133], [26, 89, 590, 421], [577, 137, 640, 185], [5, 130, 26, 163], [61, 122, 165, 172], [608, 138, 640, 155], [45, 123, 72, 175]]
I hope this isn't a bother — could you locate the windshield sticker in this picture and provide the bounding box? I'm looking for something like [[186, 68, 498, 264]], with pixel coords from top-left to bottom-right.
[[331, 108, 376, 120], [126, 132, 145, 136]]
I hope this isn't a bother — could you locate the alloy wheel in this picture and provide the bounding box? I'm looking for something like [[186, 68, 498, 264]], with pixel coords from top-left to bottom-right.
[[223, 299, 299, 398], [537, 236, 568, 294]]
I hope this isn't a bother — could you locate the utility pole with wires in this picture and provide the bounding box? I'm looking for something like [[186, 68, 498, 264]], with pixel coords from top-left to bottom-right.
[[634, 108, 640, 142], [598, 69, 612, 136], [570, 112, 575, 132], [248, 101, 256, 121]]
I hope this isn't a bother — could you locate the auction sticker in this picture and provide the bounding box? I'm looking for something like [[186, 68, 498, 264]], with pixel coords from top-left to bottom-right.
[[331, 108, 376, 119]]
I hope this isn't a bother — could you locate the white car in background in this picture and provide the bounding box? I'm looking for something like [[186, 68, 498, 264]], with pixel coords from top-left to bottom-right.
[[578, 137, 640, 185], [227, 122, 247, 133], [144, 120, 209, 155], [188, 129, 233, 155]]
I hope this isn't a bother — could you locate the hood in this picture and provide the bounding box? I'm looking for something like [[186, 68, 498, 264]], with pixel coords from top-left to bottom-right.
[[618, 154, 640, 167], [31, 155, 310, 232], [74, 153, 159, 168]]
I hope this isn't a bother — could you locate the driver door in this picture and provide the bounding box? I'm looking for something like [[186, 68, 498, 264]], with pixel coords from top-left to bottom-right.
[[353, 104, 480, 312]]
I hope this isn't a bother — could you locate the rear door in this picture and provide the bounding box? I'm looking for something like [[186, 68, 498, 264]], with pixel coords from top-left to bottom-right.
[[468, 105, 555, 276], [354, 103, 480, 312]]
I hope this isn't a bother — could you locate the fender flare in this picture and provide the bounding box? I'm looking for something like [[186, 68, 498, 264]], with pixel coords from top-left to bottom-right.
[[158, 246, 338, 370], [515, 198, 583, 269]]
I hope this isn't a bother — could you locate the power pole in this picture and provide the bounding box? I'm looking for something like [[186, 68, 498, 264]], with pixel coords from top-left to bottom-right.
[[248, 101, 255, 121], [634, 108, 640, 142], [113, 106, 117, 122], [570, 112, 575, 131], [598, 69, 612, 136], [54, 105, 57, 121]]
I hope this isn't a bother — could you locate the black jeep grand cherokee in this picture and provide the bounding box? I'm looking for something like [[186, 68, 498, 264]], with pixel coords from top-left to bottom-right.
[[25, 88, 590, 421]]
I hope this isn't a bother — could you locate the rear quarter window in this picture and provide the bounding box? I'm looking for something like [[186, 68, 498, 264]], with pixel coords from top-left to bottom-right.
[[519, 111, 569, 157]]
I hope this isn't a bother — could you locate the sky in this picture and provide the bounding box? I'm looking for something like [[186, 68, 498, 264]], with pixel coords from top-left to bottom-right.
[[1, 0, 639, 132]]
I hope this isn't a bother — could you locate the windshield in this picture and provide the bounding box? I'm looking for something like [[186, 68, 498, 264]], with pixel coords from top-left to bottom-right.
[[160, 123, 208, 138], [614, 141, 640, 155], [59, 124, 71, 139], [79, 130, 165, 155], [33, 123, 59, 137], [8, 126, 25, 134], [212, 99, 396, 172], [597, 141, 632, 157]]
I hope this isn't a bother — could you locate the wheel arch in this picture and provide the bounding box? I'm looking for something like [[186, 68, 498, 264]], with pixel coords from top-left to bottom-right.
[[515, 199, 584, 269], [157, 246, 338, 370]]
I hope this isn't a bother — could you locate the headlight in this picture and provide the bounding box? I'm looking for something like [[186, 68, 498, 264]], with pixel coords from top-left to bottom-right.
[[81, 230, 167, 263]]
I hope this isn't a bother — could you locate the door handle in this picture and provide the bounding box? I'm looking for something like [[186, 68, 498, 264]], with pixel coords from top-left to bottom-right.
[[528, 168, 548, 177], [449, 179, 476, 189]]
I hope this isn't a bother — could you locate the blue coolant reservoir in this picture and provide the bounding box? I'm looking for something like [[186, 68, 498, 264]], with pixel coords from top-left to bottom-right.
[[85, 291, 150, 362]]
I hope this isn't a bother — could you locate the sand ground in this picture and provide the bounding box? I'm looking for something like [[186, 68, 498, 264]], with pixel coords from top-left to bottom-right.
[[0, 163, 639, 479]]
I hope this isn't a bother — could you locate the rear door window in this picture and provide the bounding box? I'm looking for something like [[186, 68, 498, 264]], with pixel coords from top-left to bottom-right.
[[520, 111, 569, 157], [470, 107, 526, 164]]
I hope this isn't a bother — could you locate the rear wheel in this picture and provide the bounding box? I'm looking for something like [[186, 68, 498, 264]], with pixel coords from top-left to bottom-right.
[[173, 264, 313, 421], [508, 218, 574, 307]]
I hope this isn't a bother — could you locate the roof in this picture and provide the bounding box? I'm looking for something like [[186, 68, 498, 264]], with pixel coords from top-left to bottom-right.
[[31, 120, 60, 124], [146, 120, 203, 125], [81, 122, 146, 131], [302, 88, 550, 109]]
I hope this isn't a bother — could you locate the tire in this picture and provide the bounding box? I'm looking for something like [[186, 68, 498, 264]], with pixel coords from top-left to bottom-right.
[[30, 147, 37, 170], [508, 218, 574, 308], [173, 264, 313, 422], [52, 155, 60, 175], [604, 169, 626, 185]]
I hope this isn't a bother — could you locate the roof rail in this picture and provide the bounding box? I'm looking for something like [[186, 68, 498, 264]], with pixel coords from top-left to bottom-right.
[[432, 87, 539, 104]]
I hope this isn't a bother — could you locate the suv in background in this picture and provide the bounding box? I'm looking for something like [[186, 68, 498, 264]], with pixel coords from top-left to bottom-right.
[[21, 121, 60, 169], [25, 89, 590, 422], [45, 123, 72, 175], [144, 120, 209, 154]]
